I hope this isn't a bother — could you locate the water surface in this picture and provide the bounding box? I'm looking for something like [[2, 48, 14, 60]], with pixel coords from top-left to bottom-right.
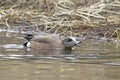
[[0, 28, 120, 80]]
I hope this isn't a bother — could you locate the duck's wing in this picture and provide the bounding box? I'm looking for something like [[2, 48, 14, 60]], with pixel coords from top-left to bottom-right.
[[31, 36, 56, 43]]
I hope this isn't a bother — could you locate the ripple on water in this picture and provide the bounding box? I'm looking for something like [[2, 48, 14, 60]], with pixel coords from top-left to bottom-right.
[[1, 44, 24, 49]]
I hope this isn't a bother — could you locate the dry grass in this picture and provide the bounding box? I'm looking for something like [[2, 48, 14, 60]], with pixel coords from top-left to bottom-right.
[[0, 0, 120, 35]]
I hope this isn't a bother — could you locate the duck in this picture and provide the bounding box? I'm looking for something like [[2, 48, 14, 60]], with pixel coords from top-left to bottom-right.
[[23, 34, 80, 52]]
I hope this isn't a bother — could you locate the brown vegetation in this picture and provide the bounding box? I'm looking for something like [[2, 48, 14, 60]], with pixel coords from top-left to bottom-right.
[[0, 0, 120, 37]]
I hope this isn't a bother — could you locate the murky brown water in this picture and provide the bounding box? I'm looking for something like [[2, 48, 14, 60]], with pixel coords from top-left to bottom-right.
[[0, 28, 120, 80]]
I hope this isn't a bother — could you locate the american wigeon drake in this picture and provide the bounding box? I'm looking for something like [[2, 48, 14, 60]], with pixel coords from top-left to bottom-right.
[[23, 34, 80, 51]]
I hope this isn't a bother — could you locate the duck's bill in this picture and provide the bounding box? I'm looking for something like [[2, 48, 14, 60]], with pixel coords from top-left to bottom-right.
[[74, 41, 81, 47]]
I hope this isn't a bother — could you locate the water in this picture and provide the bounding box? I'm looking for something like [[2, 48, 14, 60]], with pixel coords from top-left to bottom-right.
[[0, 28, 120, 80]]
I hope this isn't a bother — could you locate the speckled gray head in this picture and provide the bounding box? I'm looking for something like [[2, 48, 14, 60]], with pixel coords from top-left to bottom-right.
[[62, 36, 81, 48]]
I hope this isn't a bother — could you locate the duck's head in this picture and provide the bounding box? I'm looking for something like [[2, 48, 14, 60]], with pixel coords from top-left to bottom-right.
[[62, 36, 81, 49]]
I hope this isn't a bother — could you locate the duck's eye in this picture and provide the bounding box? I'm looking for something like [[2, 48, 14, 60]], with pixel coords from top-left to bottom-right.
[[67, 38, 73, 42]]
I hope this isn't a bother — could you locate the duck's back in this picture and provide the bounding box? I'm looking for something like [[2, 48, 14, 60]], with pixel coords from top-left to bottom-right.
[[30, 35, 64, 50]]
